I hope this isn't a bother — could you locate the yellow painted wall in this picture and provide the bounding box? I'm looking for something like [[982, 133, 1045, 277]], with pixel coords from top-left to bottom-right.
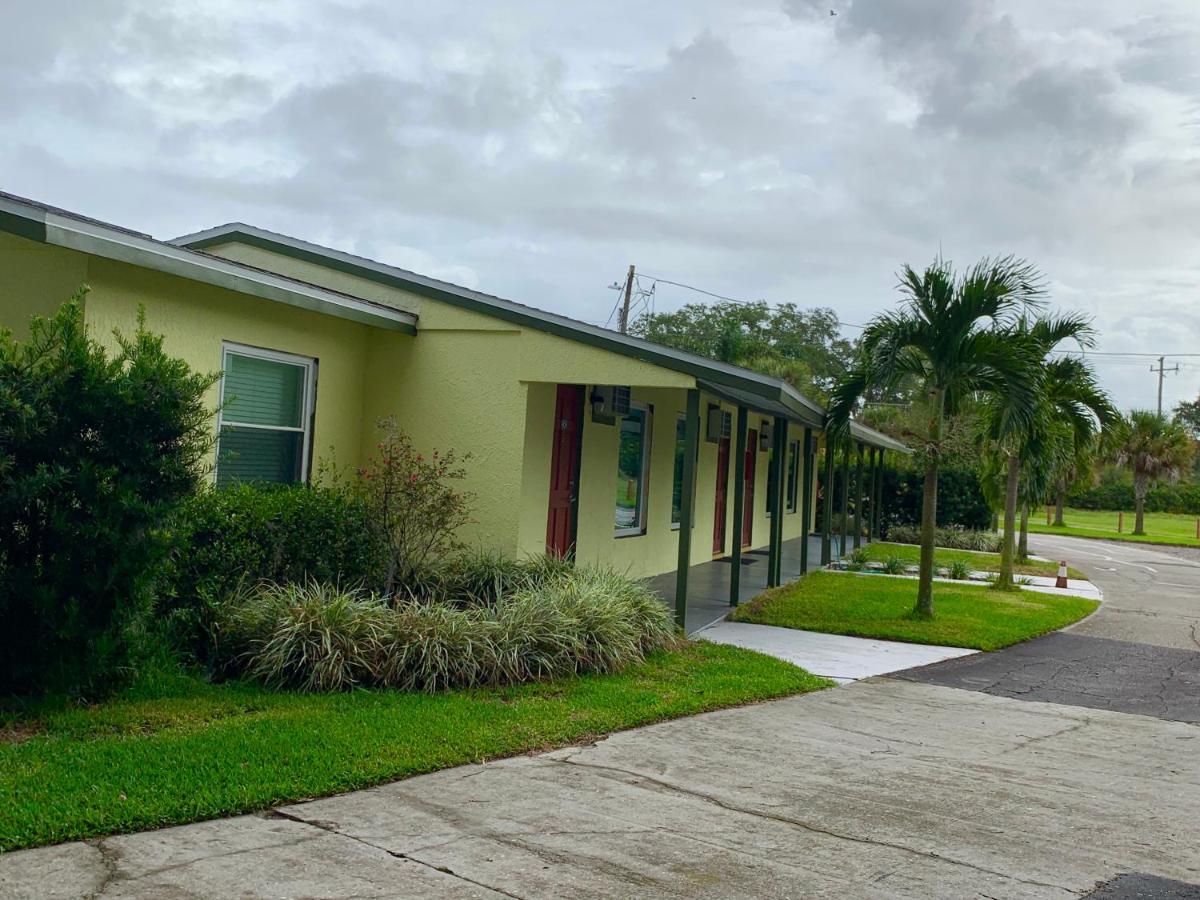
[[0, 233, 89, 339], [0, 231, 384, 478]]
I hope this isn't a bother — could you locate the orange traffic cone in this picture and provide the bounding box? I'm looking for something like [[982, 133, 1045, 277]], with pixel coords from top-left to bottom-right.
[[1055, 561, 1069, 589]]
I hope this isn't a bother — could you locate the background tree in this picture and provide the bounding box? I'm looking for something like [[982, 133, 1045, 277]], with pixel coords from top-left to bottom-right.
[[1174, 395, 1200, 439], [632, 301, 854, 401], [1112, 411, 1196, 534], [827, 257, 1043, 618], [981, 320, 1113, 588]]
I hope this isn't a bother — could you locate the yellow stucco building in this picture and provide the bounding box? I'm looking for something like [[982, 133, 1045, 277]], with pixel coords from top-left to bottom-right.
[[0, 190, 904, 627]]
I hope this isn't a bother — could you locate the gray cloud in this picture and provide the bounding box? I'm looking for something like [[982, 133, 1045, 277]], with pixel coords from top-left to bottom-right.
[[1, 0, 1198, 411]]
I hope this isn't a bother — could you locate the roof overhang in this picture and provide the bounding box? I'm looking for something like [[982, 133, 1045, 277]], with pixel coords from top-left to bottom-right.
[[849, 421, 911, 454], [698, 379, 825, 429], [0, 195, 417, 335]]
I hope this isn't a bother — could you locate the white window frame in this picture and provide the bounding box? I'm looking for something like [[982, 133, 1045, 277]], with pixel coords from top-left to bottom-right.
[[215, 342, 317, 484], [615, 402, 653, 538]]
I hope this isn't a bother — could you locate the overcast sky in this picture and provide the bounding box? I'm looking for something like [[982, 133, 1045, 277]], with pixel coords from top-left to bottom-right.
[[3, 0, 1199, 412]]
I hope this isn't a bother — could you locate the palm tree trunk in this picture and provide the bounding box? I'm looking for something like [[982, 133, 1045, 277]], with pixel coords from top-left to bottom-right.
[[1018, 504, 1029, 562], [1134, 475, 1147, 535], [914, 389, 944, 620], [1054, 480, 1066, 526], [997, 454, 1019, 589]]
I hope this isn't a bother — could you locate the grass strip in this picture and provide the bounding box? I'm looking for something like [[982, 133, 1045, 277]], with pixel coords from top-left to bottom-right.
[[732, 570, 1098, 652], [0, 642, 829, 852]]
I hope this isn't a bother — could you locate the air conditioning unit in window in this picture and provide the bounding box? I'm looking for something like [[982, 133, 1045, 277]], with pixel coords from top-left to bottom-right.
[[589, 385, 632, 424]]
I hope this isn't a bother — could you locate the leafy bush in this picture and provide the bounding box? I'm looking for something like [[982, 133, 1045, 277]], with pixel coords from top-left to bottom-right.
[[1068, 466, 1200, 514], [886, 525, 1001, 553], [879, 467, 993, 533], [347, 418, 473, 596], [0, 297, 216, 695], [165, 483, 385, 662], [427, 550, 575, 607], [216, 565, 678, 692], [882, 555, 906, 575], [947, 560, 971, 580], [843, 547, 870, 571]]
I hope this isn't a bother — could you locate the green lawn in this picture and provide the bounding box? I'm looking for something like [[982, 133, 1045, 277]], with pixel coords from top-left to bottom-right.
[[1030, 507, 1200, 548], [732, 570, 1098, 651], [0, 642, 829, 852], [864, 542, 1087, 579]]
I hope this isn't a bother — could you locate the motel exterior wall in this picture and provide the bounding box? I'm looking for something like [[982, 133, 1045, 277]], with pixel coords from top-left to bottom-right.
[[194, 239, 825, 580], [1, 220, 856, 586]]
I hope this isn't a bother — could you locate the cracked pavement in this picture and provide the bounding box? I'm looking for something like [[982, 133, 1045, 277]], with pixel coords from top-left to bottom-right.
[[2, 534, 1198, 898]]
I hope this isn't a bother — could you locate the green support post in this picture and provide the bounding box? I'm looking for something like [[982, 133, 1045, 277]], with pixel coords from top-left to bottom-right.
[[729, 406, 749, 607], [674, 389, 701, 629], [768, 416, 787, 586], [800, 427, 814, 574], [873, 449, 885, 540], [821, 437, 834, 565], [839, 439, 850, 560], [854, 442, 865, 550], [868, 447, 878, 541]]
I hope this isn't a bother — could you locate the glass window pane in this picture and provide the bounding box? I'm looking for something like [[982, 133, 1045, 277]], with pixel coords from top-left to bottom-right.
[[223, 353, 305, 428], [671, 415, 686, 525], [616, 408, 646, 531], [216, 426, 303, 486]]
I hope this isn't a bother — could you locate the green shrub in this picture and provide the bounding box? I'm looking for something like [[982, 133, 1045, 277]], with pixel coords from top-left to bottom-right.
[[428, 550, 575, 607], [843, 547, 870, 571], [882, 555, 906, 575], [165, 483, 385, 663], [886, 525, 1001, 553], [0, 296, 216, 696], [216, 565, 678, 692], [219, 581, 387, 691], [947, 560, 971, 580], [347, 418, 473, 596]]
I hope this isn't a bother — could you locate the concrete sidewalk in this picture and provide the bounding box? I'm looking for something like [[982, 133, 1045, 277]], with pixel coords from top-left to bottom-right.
[[5, 678, 1198, 898], [696, 620, 977, 682]]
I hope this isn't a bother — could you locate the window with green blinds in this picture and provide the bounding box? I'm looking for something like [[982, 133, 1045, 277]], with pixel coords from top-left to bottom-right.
[[216, 346, 314, 487]]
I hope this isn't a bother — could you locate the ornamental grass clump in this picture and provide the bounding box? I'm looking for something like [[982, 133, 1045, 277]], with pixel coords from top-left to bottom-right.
[[216, 564, 679, 692], [219, 581, 388, 692]]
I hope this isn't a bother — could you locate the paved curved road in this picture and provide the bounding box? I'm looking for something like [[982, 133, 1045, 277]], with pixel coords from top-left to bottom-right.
[[899, 534, 1200, 723], [3, 535, 1199, 898]]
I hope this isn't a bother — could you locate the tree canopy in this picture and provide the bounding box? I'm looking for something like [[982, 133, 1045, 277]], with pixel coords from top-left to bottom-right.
[[630, 301, 854, 402]]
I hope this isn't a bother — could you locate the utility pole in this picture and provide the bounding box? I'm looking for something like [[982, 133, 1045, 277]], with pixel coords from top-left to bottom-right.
[[1152, 356, 1181, 416], [617, 264, 635, 334]]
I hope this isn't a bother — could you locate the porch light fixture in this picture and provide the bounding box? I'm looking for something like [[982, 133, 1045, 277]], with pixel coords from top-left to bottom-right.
[[759, 421, 773, 450]]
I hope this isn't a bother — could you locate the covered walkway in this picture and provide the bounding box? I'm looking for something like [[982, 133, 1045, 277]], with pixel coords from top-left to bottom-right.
[[650, 534, 830, 634]]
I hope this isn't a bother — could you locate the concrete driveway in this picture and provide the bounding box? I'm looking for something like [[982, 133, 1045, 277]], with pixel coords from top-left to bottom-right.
[[3, 535, 1199, 898]]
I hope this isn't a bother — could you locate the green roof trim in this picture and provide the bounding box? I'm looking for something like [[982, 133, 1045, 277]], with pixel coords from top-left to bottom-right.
[[173, 224, 859, 430], [175, 222, 907, 453]]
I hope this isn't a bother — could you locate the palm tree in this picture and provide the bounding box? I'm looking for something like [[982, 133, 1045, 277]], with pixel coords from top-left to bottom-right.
[[1113, 411, 1196, 534], [827, 257, 1044, 618], [984, 323, 1116, 589]]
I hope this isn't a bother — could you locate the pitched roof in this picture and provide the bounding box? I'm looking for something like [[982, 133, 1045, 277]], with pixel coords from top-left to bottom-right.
[[0, 191, 417, 334]]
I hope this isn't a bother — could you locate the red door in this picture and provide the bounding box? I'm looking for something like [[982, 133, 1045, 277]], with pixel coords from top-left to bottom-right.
[[713, 434, 730, 554], [546, 384, 585, 558], [742, 429, 757, 548]]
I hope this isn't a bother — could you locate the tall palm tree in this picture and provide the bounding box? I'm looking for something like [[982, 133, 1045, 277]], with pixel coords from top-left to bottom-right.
[[984, 321, 1116, 589], [1113, 411, 1196, 534], [827, 257, 1044, 618]]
